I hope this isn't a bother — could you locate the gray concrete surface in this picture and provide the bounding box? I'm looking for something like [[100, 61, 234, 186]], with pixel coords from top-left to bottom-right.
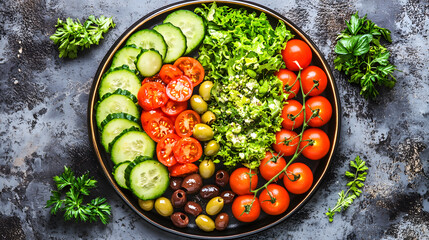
[[1, 0, 428, 239]]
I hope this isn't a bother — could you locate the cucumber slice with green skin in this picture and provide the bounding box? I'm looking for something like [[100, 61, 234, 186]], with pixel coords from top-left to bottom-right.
[[107, 126, 141, 153], [99, 68, 141, 100], [100, 88, 138, 103], [110, 131, 155, 165], [110, 45, 142, 70], [113, 161, 131, 189], [153, 23, 187, 63], [95, 94, 139, 129], [135, 49, 163, 77], [124, 156, 152, 188], [100, 112, 140, 130], [101, 118, 141, 153], [125, 29, 167, 60], [164, 10, 206, 55]]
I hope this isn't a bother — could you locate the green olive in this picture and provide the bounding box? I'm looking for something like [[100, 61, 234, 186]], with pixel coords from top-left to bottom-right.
[[204, 140, 220, 156], [195, 214, 215, 232], [206, 197, 224, 216], [138, 199, 154, 211], [190, 95, 208, 114], [154, 197, 173, 217], [199, 160, 216, 179], [201, 111, 216, 125], [199, 81, 214, 101], [193, 123, 214, 141]]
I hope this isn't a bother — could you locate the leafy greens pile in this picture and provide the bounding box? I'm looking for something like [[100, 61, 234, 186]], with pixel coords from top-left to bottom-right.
[[195, 3, 293, 168], [334, 12, 396, 99]]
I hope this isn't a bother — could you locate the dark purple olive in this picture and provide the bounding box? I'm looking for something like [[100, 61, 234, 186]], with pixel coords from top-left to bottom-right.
[[215, 213, 229, 231], [171, 212, 189, 228], [184, 201, 202, 217], [170, 178, 183, 191], [181, 173, 203, 194], [220, 191, 235, 204], [215, 170, 229, 187], [171, 189, 187, 208], [199, 185, 220, 199]]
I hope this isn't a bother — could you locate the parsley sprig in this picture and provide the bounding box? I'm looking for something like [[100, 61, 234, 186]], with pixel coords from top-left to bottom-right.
[[45, 166, 111, 224], [326, 156, 368, 222]]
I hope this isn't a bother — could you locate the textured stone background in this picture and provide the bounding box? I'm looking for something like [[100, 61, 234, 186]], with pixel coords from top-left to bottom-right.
[[0, 0, 428, 239]]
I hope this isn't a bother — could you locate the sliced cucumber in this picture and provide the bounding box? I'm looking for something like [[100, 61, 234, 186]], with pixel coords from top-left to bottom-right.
[[110, 131, 155, 165], [95, 94, 139, 129], [101, 117, 141, 153], [164, 10, 206, 55], [135, 49, 162, 77], [100, 88, 138, 103], [110, 45, 142, 70], [125, 29, 167, 60], [100, 112, 140, 130], [124, 156, 152, 188], [113, 161, 131, 189], [99, 68, 141, 100], [107, 126, 141, 153], [153, 23, 186, 63]]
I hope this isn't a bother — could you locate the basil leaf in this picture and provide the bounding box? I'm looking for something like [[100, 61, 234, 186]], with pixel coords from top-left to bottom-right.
[[346, 12, 363, 35], [353, 34, 373, 56], [335, 36, 358, 55]]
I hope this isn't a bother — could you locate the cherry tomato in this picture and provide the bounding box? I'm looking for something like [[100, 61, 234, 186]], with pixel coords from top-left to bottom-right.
[[142, 74, 165, 85], [305, 96, 332, 127], [281, 39, 312, 71], [156, 133, 181, 167], [273, 129, 299, 156], [173, 137, 203, 163], [137, 82, 168, 111], [301, 66, 327, 96], [275, 69, 299, 99], [174, 57, 205, 87], [300, 128, 330, 160], [169, 163, 199, 177], [259, 184, 290, 215], [259, 152, 286, 181], [140, 109, 164, 128], [161, 99, 188, 116], [283, 163, 313, 194], [232, 195, 260, 222], [143, 114, 174, 142], [175, 110, 200, 137], [159, 64, 183, 84], [281, 100, 304, 130], [166, 75, 193, 102], [229, 167, 258, 195]]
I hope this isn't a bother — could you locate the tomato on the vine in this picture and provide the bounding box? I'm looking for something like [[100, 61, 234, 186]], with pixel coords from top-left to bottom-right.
[[229, 167, 258, 195], [273, 129, 299, 156], [175, 110, 200, 137], [232, 195, 260, 223], [156, 133, 181, 167], [166, 75, 193, 102], [143, 114, 174, 142], [281, 100, 304, 130], [159, 64, 183, 84], [259, 184, 290, 215], [174, 57, 204, 87], [137, 82, 168, 111], [301, 66, 327, 96], [173, 137, 202, 163], [281, 39, 312, 71], [276, 69, 299, 99], [283, 163, 313, 194], [259, 152, 286, 181], [161, 99, 188, 116], [305, 96, 332, 127], [168, 163, 199, 177], [300, 128, 330, 160]]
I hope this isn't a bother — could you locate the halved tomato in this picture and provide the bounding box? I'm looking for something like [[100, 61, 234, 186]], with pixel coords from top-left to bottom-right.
[[161, 99, 188, 116], [140, 109, 164, 128], [137, 82, 168, 111], [173, 137, 202, 163], [175, 110, 200, 137], [143, 114, 174, 142], [142, 74, 165, 85], [168, 163, 199, 177], [159, 64, 183, 84], [166, 75, 193, 102], [156, 133, 181, 167], [174, 57, 204, 87]]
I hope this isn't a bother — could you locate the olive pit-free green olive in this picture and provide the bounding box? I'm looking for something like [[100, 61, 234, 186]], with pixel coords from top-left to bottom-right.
[[190, 95, 208, 114], [195, 214, 215, 232], [154, 197, 173, 217], [204, 140, 220, 156], [193, 123, 214, 141], [199, 81, 214, 101], [206, 196, 224, 216], [138, 199, 154, 211], [199, 159, 215, 179], [201, 111, 216, 125]]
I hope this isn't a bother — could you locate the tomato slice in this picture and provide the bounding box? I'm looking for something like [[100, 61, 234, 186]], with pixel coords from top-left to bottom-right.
[[161, 99, 188, 116], [159, 64, 183, 84], [168, 163, 199, 177], [140, 109, 164, 128], [137, 82, 168, 111], [156, 133, 181, 167], [175, 110, 200, 137], [173, 137, 202, 163], [143, 114, 174, 142], [166, 75, 193, 102], [174, 57, 204, 87], [142, 74, 165, 86]]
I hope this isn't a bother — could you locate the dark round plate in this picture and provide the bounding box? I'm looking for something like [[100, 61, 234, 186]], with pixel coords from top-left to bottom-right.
[[88, 0, 340, 239]]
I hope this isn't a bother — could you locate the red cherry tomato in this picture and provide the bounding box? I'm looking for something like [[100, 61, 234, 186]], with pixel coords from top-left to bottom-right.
[[161, 99, 188, 117], [166, 75, 193, 102], [232, 195, 260, 222], [159, 64, 183, 84], [281, 100, 304, 130], [156, 133, 181, 167], [173, 137, 202, 163], [283, 163, 313, 194], [276, 69, 299, 99], [140, 109, 164, 128], [301, 66, 327, 96], [174, 57, 205, 87], [305, 96, 332, 127], [229, 167, 258, 195], [143, 114, 174, 142], [137, 82, 168, 111], [141, 74, 165, 85], [259, 152, 286, 181], [300, 128, 330, 160], [168, 163, 199, 177], [175, 110, 200, 137], [259, 184, 290, 215], [281, 39, 312, 71], [273, 129, 299, 156]]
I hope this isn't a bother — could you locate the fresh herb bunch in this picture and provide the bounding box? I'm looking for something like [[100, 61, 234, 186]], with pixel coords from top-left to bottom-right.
[[45, 166, 111, 224], [334, 12, 396, 99], [326, 156, 368, 222], [50, 15, 115, 58]]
